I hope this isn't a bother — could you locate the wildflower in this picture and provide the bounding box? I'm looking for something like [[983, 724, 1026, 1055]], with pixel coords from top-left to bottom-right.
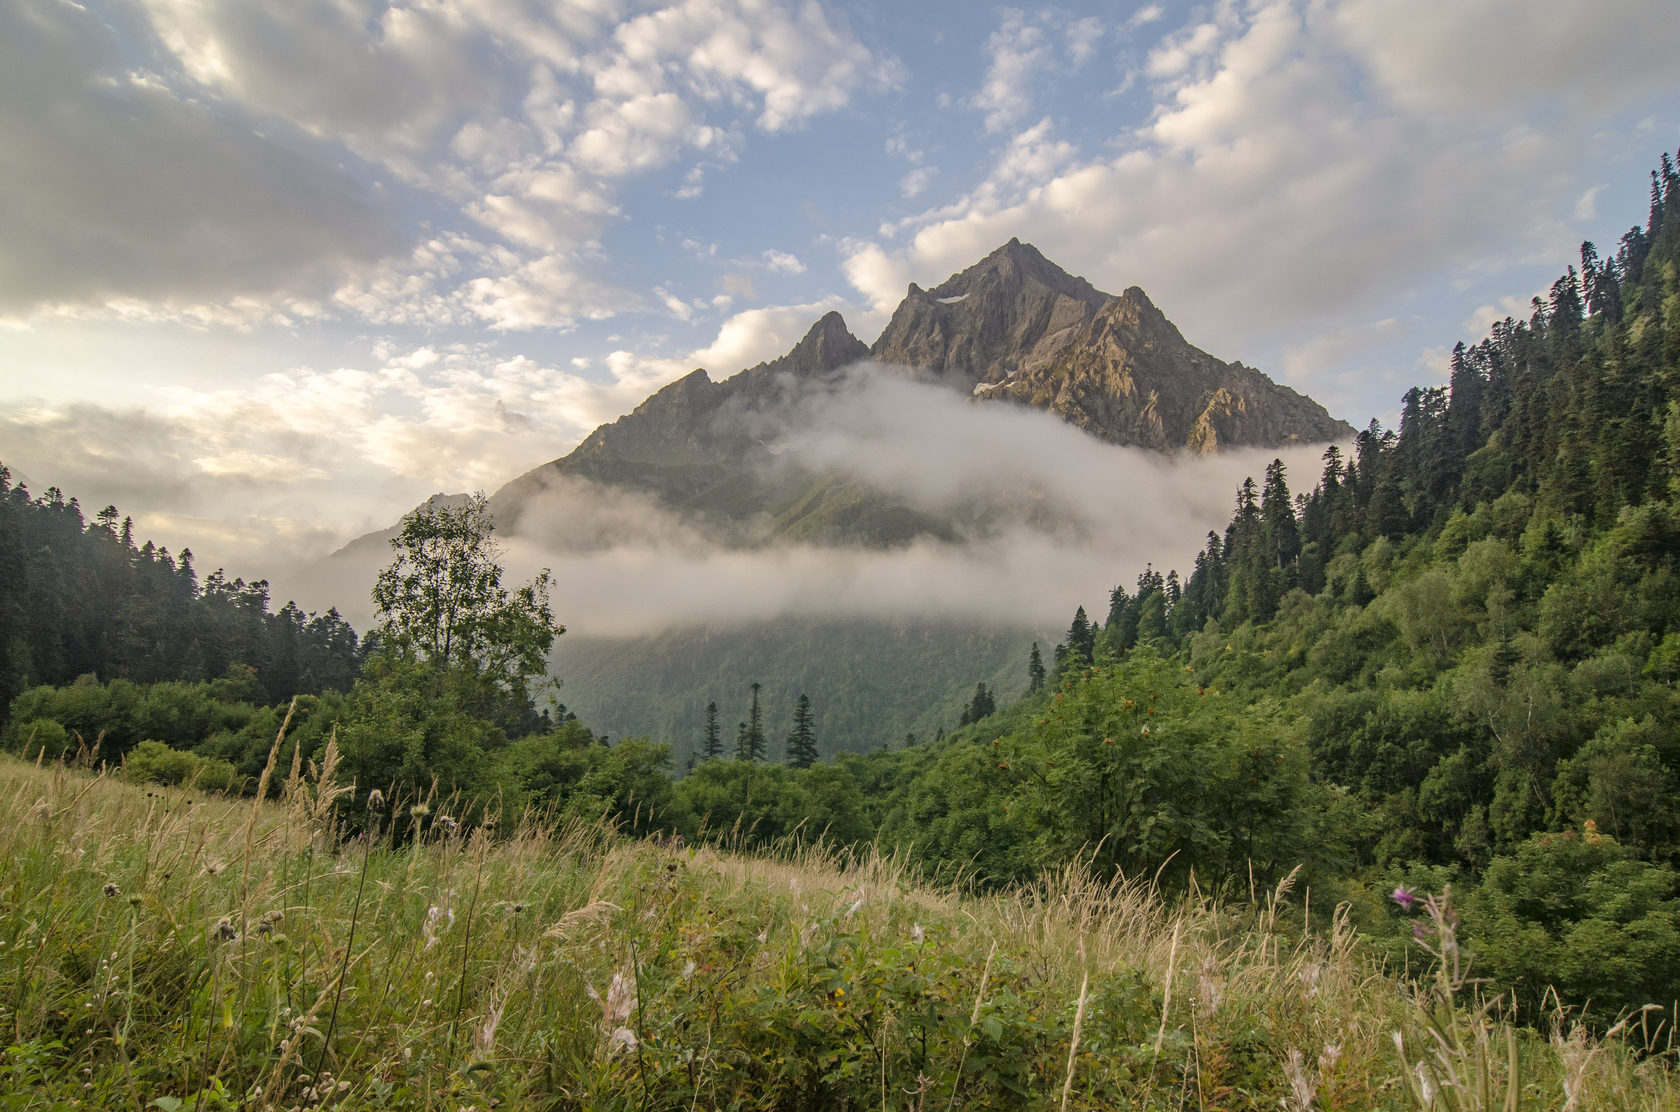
[[367, 789, 385, 811], [610, 1026, 638, 1051], [102, 883, 120, 898], [410, 802, 431, 819], [910, 923, 925, 945], [1390, 886, 1417, 911]]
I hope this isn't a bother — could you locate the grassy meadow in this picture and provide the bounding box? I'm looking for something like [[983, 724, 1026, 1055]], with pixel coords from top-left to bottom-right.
[[0, 744, 1675, 1111]]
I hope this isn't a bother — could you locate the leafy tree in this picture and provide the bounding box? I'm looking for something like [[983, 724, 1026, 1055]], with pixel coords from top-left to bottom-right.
[[786, 692, 818, 768], [340, 493, 565, 809], [370, 494, 561, 694]]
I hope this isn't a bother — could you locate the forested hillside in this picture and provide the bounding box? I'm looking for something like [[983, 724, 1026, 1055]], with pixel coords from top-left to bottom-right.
[[0, 475, 360, 718]]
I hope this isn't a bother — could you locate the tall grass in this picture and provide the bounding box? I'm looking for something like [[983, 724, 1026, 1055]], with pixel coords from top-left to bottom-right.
[[0, 753, 1673, 1110]]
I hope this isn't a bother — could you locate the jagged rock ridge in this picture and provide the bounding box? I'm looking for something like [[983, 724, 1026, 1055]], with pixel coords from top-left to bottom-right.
[[869, 238, 1108, 387], [996, 284, 1353, 452]]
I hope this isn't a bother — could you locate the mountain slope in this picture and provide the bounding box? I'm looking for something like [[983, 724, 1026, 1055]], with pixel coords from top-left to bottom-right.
[[998, 285, 1352, 451]]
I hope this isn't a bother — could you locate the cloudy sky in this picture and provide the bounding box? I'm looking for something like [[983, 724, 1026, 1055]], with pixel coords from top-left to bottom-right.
[[4, 0, 1679, 584]]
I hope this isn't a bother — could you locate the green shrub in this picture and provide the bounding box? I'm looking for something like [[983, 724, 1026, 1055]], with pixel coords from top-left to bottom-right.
[[123, 739, 237, 792], [5, 717, 70, 759]]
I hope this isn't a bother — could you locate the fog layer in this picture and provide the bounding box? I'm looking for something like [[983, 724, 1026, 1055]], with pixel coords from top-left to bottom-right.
[[279, 365, 1344, 637]]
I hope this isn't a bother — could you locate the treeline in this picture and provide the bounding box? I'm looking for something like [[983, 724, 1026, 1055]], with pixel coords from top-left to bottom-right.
[[0, 471, 361, 719]]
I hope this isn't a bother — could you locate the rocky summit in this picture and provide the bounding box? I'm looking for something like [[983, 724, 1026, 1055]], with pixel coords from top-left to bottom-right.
[[494, 240, 1352, 541], [869, 239, 1351, 451], [869, 238, 1109, 387]]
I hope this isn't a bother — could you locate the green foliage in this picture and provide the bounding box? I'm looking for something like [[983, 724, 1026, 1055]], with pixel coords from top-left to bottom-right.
[[123, 740, 237, 792], [370, 492, 562, 694], [990, 648, 1312, 885], [1463, 828, 1680, 1017]]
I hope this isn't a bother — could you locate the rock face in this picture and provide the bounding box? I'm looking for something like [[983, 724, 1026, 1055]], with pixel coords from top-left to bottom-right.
[[870, 239, 1107, 386], [997, 286, 1353, 452]]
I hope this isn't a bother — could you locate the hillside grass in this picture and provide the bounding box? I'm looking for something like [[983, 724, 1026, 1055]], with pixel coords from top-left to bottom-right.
[[0, 751, 1674, 1111]]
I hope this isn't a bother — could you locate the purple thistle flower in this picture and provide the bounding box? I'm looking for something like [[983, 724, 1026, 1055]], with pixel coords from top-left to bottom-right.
[[1391, 886, 1417, 911]]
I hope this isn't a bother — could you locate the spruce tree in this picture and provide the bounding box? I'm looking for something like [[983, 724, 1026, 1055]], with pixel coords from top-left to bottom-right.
[[1064, 606, 1095, 668], [786, 692, 818, 768], [701, 701, 722, 760], [737, 682, 767, 762], [1027, 641, 1046, 693]]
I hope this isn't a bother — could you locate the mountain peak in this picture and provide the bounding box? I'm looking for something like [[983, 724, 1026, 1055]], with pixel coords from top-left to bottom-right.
[[871, 240, 1108, 384], [729, 309, 866, 390]]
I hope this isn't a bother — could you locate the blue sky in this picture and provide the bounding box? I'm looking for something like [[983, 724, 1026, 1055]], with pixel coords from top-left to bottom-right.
[[4, 0, 1680, 580]]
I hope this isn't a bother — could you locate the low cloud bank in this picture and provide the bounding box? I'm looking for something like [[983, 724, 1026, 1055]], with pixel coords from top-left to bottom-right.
[[279, 365, 1341, 637]]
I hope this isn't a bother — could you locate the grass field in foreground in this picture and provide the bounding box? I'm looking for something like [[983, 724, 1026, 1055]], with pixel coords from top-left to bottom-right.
[[0, 748, 1674, 1111]]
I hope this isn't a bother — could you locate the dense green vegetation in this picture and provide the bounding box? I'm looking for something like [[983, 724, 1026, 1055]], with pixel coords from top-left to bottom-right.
[[0, 474, 360, 718], [8, 150, 1680, 1045]]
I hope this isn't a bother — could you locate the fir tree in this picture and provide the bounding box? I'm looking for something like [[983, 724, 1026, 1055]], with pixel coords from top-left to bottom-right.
[[736, 682, 767, 762], [959, 681, 996, 726], [785, 692, 818, 768], [701, 701, 722, 760], [1027, 641, 1046, 693]]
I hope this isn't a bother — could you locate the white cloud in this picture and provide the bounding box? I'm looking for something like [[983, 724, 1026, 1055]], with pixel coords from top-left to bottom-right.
[[975, 9, 1053, 133], [850, 0, 1674, 397], [973, 8, 1111, 133], [900, 166, 937, 198], [1145, 21, 1222, 79], [7, 0, 892, 334], [1331, 0, 1680, 117], [696, 299, 848, 375], [1462, 291, 1544, 338], [839, 240, 912, 323], [762, 249, 807, 274]]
